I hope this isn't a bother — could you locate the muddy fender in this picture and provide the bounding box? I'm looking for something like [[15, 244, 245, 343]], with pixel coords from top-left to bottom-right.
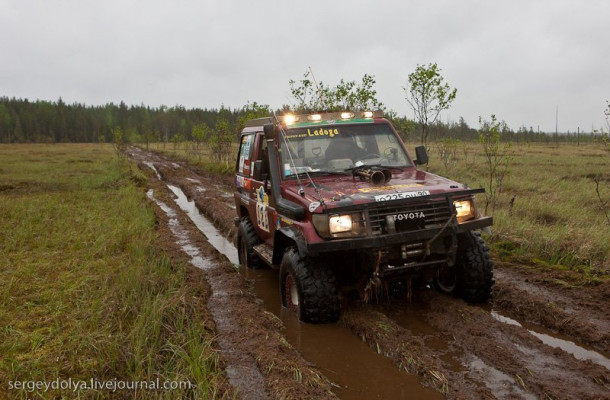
[[272, 227, 308, 265]]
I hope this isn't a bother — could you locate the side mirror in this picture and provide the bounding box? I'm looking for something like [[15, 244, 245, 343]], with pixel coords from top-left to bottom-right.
[[252, 160, 265, 181], [263, 123, 277, 140], [414, 146, 428, 165]]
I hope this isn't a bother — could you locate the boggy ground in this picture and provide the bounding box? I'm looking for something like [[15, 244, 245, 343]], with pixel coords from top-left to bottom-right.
[[128, 147, 610, 400]]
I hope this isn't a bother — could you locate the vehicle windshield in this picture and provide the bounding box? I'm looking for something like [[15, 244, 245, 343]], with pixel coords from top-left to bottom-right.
[[279, 123, 411, 178]]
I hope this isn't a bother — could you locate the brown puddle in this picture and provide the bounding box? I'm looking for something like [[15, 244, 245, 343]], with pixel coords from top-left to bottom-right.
[[167, 183, 442, 399], [243, 268, 442, 400], [380, 298, 467, 373]]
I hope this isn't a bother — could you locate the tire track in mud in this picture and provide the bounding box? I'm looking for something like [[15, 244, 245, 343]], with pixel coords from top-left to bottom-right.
[[145, 188, 270, 400], [493, 265, 610, 355], [134, 150, 338, 399], [419, 294, 609, 399], [130, 147, 610, 399]]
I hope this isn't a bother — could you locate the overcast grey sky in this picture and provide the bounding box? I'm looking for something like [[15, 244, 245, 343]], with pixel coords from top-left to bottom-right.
[[1, 0, 608, 133]]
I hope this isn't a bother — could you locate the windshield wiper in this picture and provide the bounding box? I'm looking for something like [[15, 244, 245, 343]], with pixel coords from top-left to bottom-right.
[[379, 165, 406, 171], [286, 170, 349, 178], [345, 163, 405, 172]]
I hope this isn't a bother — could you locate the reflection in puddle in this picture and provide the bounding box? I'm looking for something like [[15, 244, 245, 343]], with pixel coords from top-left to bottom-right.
[[147, 188, 269, 400], [167, 184, 239, 265], [491, 311, 610, 370], [143, 161, 162, 180]]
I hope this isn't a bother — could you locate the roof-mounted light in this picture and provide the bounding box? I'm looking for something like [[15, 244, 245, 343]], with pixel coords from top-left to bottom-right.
[[271, 110, 383, 127], [283, 114, 298, 125]]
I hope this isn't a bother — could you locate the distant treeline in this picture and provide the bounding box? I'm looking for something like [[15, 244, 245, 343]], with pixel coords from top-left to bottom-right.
[[0, 97, 247, 144], [0, 96, 602, 144]]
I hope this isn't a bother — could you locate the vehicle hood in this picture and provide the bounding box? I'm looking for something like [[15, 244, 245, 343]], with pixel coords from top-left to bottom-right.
[[282, 168, 469, 212]]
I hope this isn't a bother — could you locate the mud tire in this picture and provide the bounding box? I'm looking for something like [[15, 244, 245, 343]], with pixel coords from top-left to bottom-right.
[[237, 218, 265, 269], [455, 231, 494, 303], [279, 247, 340, 323]]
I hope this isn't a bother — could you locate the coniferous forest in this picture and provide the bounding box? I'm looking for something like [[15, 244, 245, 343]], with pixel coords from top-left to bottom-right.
[[0, 97, 249, 144], [0, 96, 602, 145]]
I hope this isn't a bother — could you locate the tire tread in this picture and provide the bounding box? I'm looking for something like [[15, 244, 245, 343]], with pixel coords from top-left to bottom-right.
[[281, 247, 340, 323]]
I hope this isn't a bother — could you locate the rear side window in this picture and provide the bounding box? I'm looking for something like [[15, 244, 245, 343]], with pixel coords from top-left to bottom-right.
[[237, 134, 254, 175]]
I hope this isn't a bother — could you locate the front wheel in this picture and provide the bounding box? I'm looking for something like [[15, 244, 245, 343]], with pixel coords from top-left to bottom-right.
[[455, 231, 494, 303], [279, 247, 340, 323], [434, 232, 494, 303]]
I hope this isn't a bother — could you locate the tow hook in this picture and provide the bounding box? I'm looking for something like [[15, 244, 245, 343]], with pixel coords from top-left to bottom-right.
[[364, 251, 385, 303]]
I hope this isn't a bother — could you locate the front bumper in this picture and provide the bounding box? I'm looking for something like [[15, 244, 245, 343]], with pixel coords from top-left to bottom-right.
[[306, 216, 492, 256]]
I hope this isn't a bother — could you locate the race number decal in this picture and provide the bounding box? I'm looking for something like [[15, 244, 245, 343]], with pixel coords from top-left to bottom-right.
[[255, 186, 270, 232], [256, 203, 269, 232], [374, 190, 430, 202]]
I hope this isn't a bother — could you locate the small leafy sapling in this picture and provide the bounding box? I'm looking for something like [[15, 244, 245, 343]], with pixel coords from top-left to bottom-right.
[[478, 115, 512, 215]]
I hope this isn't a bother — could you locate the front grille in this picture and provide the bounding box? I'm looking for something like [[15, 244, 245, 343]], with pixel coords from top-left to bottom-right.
[[368, 199, 453, 235]]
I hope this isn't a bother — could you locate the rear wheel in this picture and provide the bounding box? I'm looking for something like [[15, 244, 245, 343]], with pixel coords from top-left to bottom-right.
[[237, 218, 265, 269], [279, 247, 340, 323]]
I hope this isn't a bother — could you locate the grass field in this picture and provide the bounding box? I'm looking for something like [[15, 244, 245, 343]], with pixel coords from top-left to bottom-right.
[[1, 140, 607, 397], [0, 144, 222, 399], [146, 142, 237, 174], [154, 139, 610, 280], [425, 140, 610, 279]]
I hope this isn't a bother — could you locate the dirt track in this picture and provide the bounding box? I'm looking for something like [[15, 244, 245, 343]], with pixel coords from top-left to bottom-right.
[[128, 147, 610, 400]]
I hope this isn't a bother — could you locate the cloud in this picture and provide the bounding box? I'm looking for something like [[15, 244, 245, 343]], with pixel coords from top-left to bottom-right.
[[1, 0, 608, 132]]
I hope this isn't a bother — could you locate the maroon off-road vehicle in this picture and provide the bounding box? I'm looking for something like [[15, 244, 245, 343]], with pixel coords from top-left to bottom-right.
[[234, 111, 493, 323]]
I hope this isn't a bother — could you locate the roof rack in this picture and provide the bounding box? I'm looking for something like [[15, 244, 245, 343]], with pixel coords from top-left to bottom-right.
[[243, 116, 274, 128], [243, 110, 385, 130], [244, 110, 384, 129]]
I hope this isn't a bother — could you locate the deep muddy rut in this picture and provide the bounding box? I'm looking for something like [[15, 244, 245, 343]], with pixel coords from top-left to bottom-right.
[[128, 147, 610, 400]]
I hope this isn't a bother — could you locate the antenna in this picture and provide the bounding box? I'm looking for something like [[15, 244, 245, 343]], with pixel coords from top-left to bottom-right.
[[271, 111, 326, 207], [308, 66, 328, 111]]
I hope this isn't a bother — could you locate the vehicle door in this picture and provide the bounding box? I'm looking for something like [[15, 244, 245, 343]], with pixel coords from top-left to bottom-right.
[[248, 133, 278, 244]]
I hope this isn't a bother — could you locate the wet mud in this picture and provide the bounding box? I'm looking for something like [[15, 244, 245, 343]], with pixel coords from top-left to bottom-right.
[[128, 147, 610, 400]]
